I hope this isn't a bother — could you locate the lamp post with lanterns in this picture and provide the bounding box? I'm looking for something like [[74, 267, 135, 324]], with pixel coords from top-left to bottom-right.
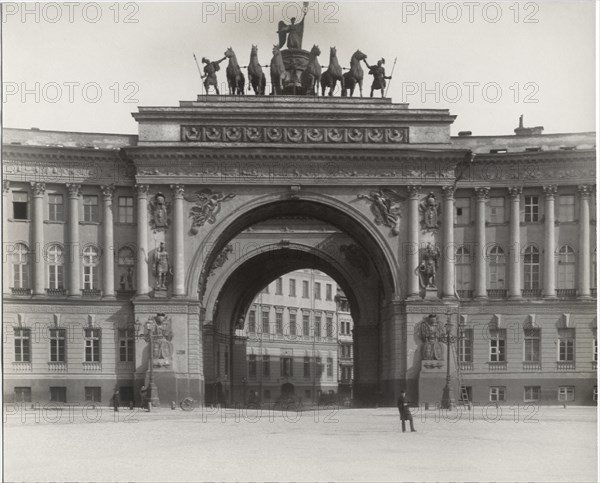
[[135, 315, 161, 410], [440, 308, 460, 410]]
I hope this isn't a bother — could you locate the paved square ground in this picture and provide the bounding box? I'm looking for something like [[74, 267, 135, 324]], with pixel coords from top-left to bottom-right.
[[3, 404, 598, 482]]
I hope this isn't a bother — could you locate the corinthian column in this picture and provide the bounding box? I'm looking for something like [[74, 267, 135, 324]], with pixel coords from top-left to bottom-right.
[[30, 182, 46, 296], [66, 183, 81, 296], [406, 185, 421, 299], [508, 186, 522, 299], [474, 187, 489, 300], [135, 184, 150, 297], [441, 185, 456, 299], [101, 185, 115, 299], [171, 184, 185, 297], [542, 185, 558, 299], [577, 185, 593, 300]]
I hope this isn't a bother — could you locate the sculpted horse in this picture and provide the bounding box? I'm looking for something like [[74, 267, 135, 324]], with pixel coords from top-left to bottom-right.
[[343, 50, 367, 97], [248, 44, 266, 95], [270, 45, 286, 95], [301, 44, 321, 96], [320, 46, 344, 96], [224, 47, 245, 95]]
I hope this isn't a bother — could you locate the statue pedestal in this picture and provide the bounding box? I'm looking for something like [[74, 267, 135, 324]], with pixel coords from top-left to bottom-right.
[[153, 288, 167, 298], [424, 287, 439, 301], [418, 360, 447, 408], [145, 369, 178, 407]]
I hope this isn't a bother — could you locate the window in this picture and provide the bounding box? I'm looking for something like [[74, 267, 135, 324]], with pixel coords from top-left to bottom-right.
[[248, 354, 257, 377], [85, 387, 101, 403], [50, 387, 67, 403], [523, 246, 540, 291], [12, 192, 28, 219], [275, 278, 283, 295], [557, 245, 576, 289], [48, 194, 64, 221], [14, 387, 32, 403], [558, 386, 574, 401], [524, 328, 541, 362], [302, 314, 310, 336], [289, 279, 296, 297], [84, 328, 101, 362], [458, 328, 473, 362], [489, 196, 505, 223], [119, 329, 134, 362], [490, 386, 505, 402], [248, 310, 256, 333], [47, 245, 64, 290], [12, 243, 30, 289], [524, 196, 539, 222], [558, 195, 575, 222], [488, 246, 506, 289], [49, 328, 66, 362], [558, 328, 575, 361], [261, 310, 270, 334], [276, 312, 283, 335], [455, 246, 472, 291], [302, 280, 309, 298], [117, 247, 135, 291], [289, 313, 297, 336], [263, 355, 270, 377], [455, 197, 471, 224], [489, 329, 506, 362], [83, 246, 100, 290], [326, 317, 333, 338], [282, 357, 293, 377], [83, 195, 99, 222], [304, 356, 310, 378], [314, 282, 321, 300], [524, 386, 541, 402], [316, 356, 323, 376], [327, 357, 333, 377], [118, 196, 134, 223], [326, 284, 332, 301], [14, 328, 31, 362], [314, 315, 321, 338]]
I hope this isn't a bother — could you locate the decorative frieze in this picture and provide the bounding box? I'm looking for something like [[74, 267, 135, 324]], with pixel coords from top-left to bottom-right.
[[181, 125, 409, 144]]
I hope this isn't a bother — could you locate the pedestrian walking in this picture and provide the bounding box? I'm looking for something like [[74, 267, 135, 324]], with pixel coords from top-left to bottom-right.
[[140, 385, 147, 410], [112, 389, 120, 412], [397, 389, 416, 432]]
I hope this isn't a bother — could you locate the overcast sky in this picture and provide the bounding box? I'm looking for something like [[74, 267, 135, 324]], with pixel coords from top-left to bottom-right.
[[2, 1, 596, 136]]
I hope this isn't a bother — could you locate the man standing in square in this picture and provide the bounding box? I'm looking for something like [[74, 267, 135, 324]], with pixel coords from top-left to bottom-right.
[[398, 389, 416, 432]]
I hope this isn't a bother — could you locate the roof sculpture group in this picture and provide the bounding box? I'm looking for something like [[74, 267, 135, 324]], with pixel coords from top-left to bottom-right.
[[197, 2, 393, 97]]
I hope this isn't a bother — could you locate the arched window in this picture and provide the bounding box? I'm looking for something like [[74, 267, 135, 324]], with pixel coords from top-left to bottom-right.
[[117, 246, 135, 291], [487, 245, 506, 290], [47, 244, 64, 291], [82, 246, 99, 290], [557, 245, 576, 289], [11, 243, 30, 289], [523, 245, 540, 292], [455, 246, 472, 292]]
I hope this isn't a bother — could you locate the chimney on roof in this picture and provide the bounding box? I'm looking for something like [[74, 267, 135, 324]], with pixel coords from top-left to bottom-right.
[[514, 115, 544, 136]]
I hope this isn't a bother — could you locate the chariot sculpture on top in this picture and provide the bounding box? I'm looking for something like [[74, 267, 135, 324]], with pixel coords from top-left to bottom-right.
[[195, 2, 394, 97]]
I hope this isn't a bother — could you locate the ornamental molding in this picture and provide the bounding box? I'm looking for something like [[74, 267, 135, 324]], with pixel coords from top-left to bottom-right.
[[3, 304, 131, 314], [181, 125, 409, 144]]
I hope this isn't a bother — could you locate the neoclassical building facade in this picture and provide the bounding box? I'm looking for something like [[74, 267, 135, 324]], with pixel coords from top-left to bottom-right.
[[2, 96, 597, 407]]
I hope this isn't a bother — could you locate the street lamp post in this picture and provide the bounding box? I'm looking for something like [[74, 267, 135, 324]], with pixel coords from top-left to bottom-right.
[[441, 313, 457, 410], [135, 317, 160, 410]]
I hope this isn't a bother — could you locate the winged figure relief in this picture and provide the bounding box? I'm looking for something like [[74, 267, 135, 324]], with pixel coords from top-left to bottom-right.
[[184, 189, 236, 234], [357, 188, 405, 236]]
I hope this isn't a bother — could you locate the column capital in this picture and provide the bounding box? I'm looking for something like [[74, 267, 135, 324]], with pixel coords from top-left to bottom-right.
[[30, 182, 46, 197], [406, 185, 421, 199], [66, 183, 81, 198], [171, 184, 185, 199], [508, 186, 522, 200], [100, 184, 115, 200], [3, 180, 10, 194], [135, 184, 150, 197], [475, 187, 490, 201], [578, 184, 595, 199], [542, 185, 558, 198], [441, 185, 455, 200]]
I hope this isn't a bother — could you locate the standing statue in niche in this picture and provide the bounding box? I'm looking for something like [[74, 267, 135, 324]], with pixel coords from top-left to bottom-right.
[[420, 314, 444, 361], [145, 313, 174, 368], [417, 243, 440, 289], [277, 2, 309, 49], [419, 192, 441, 232], [153, 242, 171, 290]]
